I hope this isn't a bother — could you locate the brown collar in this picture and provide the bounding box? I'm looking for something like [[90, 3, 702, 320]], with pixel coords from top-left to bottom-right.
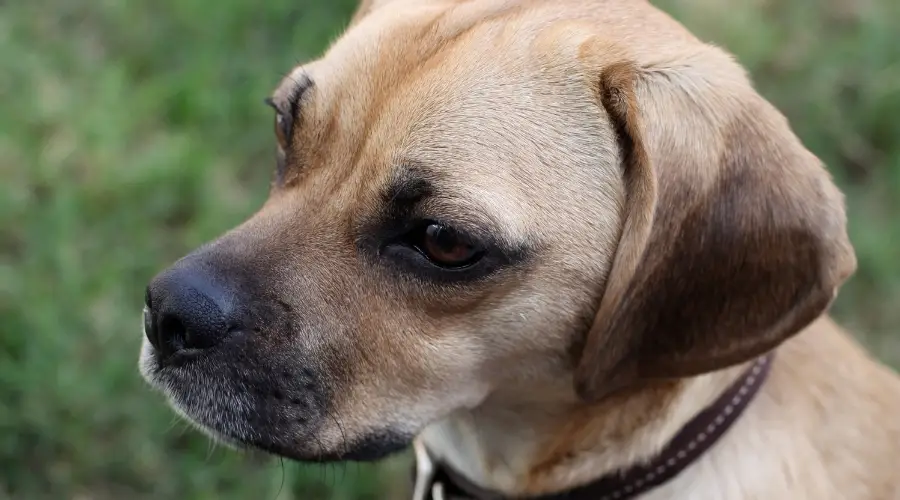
[[413, 354, 774, 500]]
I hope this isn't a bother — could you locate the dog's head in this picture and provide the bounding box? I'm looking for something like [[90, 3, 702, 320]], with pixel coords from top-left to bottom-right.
[[139, 0, 856, 462]]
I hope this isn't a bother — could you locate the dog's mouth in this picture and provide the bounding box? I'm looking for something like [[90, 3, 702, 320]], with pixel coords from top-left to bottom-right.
[[138, 325, 338, 456], [136, 231, 467, 464], [139, 330, 414, 462]]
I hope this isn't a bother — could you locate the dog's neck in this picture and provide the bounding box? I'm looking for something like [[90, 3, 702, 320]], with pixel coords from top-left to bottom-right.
[[418, 359, 759, 497]]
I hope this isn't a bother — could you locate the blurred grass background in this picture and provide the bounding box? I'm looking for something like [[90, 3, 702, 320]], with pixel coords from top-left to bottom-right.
[[0, 0, 897, 498]]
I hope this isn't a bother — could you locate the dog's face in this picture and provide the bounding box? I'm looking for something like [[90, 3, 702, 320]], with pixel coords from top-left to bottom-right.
[[139, 0, 855, 462]]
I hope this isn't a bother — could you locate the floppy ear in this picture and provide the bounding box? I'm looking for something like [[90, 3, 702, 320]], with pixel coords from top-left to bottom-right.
[[574, 43, 857, 401]]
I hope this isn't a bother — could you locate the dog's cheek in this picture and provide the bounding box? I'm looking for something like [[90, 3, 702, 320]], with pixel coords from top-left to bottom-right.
[[337, 331, 493, 429]]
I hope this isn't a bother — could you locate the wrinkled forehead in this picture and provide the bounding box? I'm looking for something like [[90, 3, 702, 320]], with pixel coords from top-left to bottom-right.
[[271, 1, 475, 108], [268, 3, 613, 242]]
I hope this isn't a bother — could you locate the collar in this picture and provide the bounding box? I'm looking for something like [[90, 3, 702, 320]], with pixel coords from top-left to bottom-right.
[[412, 354, 774, 500]]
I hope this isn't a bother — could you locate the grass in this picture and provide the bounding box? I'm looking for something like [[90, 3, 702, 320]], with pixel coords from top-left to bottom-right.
[[1, 0, 897, 498]]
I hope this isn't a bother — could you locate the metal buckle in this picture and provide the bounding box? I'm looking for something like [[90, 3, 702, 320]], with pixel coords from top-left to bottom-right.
[[412, 438, 437, 500], [431, 482, 447, 500]]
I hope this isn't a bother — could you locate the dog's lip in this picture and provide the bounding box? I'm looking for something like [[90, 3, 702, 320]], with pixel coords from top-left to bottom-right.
[[162, 347, 205, 366], [180, 416, 330, 462], [236, 436, 384, 463], [146, 344, 205, 369]]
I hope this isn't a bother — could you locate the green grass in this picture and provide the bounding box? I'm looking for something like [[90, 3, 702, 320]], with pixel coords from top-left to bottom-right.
[[1, 0, 897, 498]]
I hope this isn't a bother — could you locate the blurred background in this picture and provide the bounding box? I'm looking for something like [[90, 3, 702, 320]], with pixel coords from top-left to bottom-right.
[[1, 0, 898, 498]]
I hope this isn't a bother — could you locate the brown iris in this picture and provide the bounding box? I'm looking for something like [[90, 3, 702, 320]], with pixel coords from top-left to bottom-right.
[[274, 112, 290, 150], [264, 98, 292, 150], [419, 223, 481, 267]]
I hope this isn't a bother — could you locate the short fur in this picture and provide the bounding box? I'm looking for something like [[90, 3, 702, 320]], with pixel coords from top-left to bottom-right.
[[139, 1, 900, 498]]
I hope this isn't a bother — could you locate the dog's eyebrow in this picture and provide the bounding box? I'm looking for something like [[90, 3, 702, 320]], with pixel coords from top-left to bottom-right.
[[380, 166, 530, 254], [268, 69, 315, 121], [383, 171, 434, 207]]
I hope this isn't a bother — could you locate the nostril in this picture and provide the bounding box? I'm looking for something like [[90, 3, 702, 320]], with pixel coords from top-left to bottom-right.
[[158, 314, 188, 353], [143, 306, 159, 350], [145, 263, 238, 358]]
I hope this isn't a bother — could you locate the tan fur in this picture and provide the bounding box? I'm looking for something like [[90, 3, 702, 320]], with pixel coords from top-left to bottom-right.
[[421, 319, 900, 498], [141, 0, 900, 498]]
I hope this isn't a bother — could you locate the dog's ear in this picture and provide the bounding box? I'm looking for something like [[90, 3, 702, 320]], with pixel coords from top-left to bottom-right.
[[573, 43, 857, 401]]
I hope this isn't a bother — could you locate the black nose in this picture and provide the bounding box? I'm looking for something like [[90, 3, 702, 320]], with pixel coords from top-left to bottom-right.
[[144, 263, 237, 357]]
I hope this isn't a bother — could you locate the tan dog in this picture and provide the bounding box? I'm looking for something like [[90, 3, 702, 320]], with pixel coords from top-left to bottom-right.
[[138, 0, 900, 498]]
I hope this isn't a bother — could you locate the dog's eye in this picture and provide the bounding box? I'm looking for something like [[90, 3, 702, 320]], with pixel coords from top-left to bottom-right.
[[273, 111, 294, 150], [416, 223, 483, 268], [264, 98, 292, 150]]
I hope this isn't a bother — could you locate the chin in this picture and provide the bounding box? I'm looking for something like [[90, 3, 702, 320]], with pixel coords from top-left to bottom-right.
[[138, 338, 413, 463]]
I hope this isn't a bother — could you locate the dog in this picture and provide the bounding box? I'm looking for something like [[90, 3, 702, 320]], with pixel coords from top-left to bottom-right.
[[138, 0, 900, 498]]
